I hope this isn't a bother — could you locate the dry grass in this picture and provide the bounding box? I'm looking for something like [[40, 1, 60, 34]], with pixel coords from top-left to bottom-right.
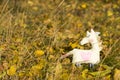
[[0, 0, 120, 80]]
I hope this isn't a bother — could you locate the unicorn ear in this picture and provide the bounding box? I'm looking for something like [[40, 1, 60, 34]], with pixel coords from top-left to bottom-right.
[[95, 32, 100, 35], [87, 31, 90, 35], [91, 29, 95, 33]]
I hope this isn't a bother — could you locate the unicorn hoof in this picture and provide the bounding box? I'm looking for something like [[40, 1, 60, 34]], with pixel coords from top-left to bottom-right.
[[75, 63, 81, 67], [89, 64, 94, 70]]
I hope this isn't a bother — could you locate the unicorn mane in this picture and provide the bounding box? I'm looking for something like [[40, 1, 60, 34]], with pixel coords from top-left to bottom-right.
[[96, 33, 102, 51]]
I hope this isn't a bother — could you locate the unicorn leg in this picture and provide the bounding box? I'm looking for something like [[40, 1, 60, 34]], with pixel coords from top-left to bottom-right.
[[89, 64, 94, 70], [75, 62, 81, 67]]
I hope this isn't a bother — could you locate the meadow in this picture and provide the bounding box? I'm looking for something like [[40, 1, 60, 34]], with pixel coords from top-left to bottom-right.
[[0, 0, 120, 80]]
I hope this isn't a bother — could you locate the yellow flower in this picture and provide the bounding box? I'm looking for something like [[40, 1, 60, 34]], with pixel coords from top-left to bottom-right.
[[69, 42, 78, 48], [114, 68, 120, 80], [18, 72, 24, 77], [30, 64, 43, 76], [77, 23, 82, 27], [49, 47, 54, 53], [61, 73, 69, 80], [103, 33, 108, 37], [34, 50, 44, 57], [32, 6, 38, 11], [81, 3, 87, 9], [48, 55, 55, 60], [28, 1, 34, 6], [16, 38, 23, 43], [32, 64, 43, 70], [107, 10, 113, 16], [7, 65, 17, 76]]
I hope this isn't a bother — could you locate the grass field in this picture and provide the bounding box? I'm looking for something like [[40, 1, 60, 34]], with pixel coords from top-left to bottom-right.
[[0, 0, 120, 80]]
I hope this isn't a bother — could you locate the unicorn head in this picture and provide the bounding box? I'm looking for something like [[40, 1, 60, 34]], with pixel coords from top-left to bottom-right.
[[80, 29, 100, 45]]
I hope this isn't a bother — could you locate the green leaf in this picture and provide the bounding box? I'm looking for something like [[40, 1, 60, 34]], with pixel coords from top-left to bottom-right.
[[89, 69, 112, 77], [0, 71, 6, 79]]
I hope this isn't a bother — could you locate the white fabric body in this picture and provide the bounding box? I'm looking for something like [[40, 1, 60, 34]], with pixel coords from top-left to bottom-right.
[[60, 29, 102, 65], [67, 49, 100, 64], [66, 29, 102, 64]]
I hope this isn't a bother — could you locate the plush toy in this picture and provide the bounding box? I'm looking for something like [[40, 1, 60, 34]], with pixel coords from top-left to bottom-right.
[[60, 29, 102, 68]]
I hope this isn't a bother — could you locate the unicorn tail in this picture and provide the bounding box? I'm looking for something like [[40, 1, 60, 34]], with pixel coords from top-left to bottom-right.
[[60, 52, 73, 60]]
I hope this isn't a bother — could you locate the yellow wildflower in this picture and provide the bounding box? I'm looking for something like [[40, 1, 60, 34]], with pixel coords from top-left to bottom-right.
[[18, 72, 25, 77], [107, 10, 113, 16], [16, 38, 23, 43], [28, 1, 34, 6], [32, 64, 43, 70], [34, 50, 44, 57], [81, 3, 87, 9], [30, 64, 43, 76], [7, 65, 17, 76], [32, 6, 38, 11], [49, 47, 54, 53], [114, 68, 120, 80], [69, 42, 78, 48], [77, 22, 82, 27]]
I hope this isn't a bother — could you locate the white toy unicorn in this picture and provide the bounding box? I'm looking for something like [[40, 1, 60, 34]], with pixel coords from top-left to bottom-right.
[[60, 29, 102, 67]]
